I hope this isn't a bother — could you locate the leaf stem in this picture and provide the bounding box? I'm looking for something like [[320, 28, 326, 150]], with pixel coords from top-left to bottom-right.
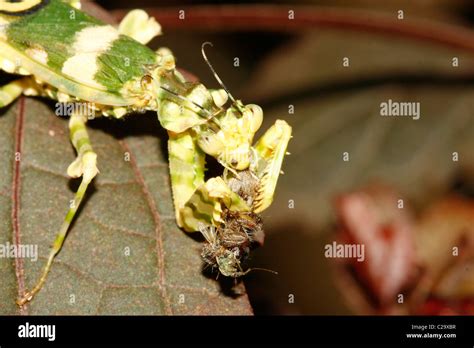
[[114, 5, 474, 52]]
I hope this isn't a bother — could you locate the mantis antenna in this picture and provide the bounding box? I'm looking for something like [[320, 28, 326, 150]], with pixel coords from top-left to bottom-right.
[[201, 42, 242, 111]]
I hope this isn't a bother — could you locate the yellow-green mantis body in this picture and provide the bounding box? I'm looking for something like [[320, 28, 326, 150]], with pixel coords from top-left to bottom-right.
[[0, 0, 291, 305]]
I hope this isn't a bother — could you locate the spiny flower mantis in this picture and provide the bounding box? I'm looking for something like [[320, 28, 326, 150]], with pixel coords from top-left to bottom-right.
[[0, 0, 291, 305]]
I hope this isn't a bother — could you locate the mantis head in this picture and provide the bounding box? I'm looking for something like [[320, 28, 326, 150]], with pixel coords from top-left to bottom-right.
[[147, 43, 266, 172], [193, 42, 264, 171]]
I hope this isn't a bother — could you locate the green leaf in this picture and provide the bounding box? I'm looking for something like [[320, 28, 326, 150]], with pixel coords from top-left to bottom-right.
[[0, 98, 253, 315]]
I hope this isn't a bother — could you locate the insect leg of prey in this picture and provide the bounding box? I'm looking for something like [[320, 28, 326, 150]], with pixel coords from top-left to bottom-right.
[[17, 110, 99, 306], [0, 77, 39, 108]]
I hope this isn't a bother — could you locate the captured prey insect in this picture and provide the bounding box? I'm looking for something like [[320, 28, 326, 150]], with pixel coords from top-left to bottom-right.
[[198, 171, 267, 277], [0, 0, 292, 305]]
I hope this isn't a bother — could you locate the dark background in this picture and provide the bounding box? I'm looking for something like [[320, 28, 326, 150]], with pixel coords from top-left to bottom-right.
[[94, 0, 474, 315]]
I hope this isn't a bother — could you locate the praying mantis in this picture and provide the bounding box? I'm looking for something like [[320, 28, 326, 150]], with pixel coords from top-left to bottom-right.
[[0, 0, 291, 306]]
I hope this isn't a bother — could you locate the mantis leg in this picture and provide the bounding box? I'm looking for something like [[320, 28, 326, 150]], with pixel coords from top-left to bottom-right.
[[251, 119, 292, 213], [168, 130, 205, 230], [118, 9, 161, 45], [181, 176, 251, 232], [0, 77, 39, 108], [17, 111, 99, 306], [168, 130, 250, 232]]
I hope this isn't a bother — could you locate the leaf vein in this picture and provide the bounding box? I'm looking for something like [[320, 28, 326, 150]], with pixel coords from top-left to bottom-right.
[[118, 139, 173, 315]]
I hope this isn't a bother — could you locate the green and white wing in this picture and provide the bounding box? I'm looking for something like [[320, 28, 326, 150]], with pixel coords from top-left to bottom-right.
[[1, 0, 158, 104]]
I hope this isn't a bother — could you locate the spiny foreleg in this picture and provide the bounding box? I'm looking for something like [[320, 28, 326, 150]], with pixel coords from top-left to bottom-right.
[[251, 120, 292, 213], [168, 130, 250, 232]]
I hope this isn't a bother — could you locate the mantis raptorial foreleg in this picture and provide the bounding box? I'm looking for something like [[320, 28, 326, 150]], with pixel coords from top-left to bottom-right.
[[251, 120, 292, 213], [167, 131, 206, 229], [17, 110, 99, 305], [168, 130, 250, 232]]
